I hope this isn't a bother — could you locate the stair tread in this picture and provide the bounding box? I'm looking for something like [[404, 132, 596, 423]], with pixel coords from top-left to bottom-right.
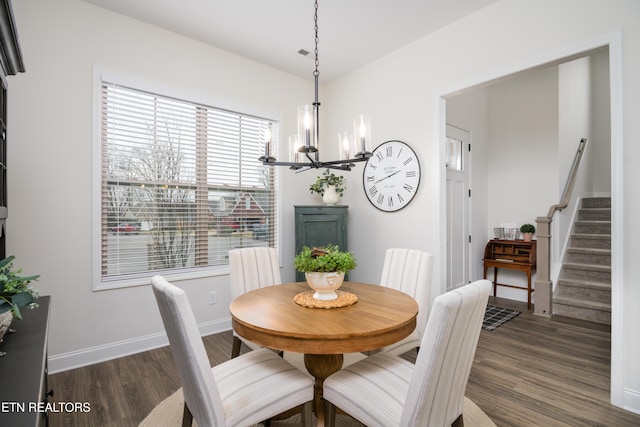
[[553, 296, 611, 312], [566, 247, 611, 254], [557, 278, 611, 289], [571, 233, 611, 239], [563, 262, 611, 272]]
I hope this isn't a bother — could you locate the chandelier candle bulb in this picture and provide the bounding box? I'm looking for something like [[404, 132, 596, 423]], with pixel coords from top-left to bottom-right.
[[264, 125, 272, 157], [289, 135, 302, 162], [298, 104, 317, 153], [354, 114, 371, 156], [339, 131, 353, 160]]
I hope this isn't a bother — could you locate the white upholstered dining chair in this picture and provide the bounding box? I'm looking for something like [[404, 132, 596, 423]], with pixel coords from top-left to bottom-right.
[[151, 275, 313, 427], [229, 246, 282, 358], [323, 279, 491, 427], [378, 248, 434, 355]]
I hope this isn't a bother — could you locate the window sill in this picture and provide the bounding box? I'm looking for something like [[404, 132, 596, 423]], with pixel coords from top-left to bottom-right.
[[93, 266, 230, 291]]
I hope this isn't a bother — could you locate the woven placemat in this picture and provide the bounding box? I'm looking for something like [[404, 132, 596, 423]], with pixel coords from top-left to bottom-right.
[[293, 290, 358, 309]]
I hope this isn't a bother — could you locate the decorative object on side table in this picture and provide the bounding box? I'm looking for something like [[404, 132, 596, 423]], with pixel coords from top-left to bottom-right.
[[0, 256, 40, 355], [494, 223, 521, 240], [294, 245, 356, 301], [520, 223, 536, 242], [309, 169, 346, 205]]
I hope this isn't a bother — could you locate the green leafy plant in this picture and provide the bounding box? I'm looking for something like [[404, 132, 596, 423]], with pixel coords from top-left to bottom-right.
[[520, 223, 536, 234], [0, 256, 40, 320], [309, 169, 346, 197], [294, 245, 357, 273]]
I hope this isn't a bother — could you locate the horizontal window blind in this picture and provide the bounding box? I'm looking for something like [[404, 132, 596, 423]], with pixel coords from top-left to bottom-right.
[[100, 81, 278, 281]]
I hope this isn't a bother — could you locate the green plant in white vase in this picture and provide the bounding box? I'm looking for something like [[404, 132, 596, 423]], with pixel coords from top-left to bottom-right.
[[309, 169, 346, 205], [294, 245, 356, 300]]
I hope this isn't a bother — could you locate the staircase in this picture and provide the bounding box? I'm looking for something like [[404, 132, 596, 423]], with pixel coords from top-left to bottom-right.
[[553, 197, 611, 324]]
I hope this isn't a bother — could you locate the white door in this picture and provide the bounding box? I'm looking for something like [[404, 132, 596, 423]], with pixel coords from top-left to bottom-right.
[[446, 124, 471, 291]]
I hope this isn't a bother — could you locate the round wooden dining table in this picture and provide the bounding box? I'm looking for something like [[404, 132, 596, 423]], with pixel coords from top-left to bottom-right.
[[229, 281, 418, 421]]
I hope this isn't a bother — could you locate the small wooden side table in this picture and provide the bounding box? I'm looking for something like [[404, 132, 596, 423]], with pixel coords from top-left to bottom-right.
[[483, 239, 537, 309]]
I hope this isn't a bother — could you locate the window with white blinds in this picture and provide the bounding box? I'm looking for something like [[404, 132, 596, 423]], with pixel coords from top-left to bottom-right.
[[99, 81, 278, 283]]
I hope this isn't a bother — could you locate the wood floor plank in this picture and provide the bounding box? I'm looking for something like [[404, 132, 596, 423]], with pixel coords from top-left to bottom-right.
[[465, 297, 640, 427], [47, 297, 640, 426]]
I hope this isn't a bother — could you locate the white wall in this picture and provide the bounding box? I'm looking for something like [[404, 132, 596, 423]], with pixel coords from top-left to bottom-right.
[[9, 0, 312, 370], [590, 49, 612, 193], [325, 0, 639, 413], [488, 67, 559, 235]]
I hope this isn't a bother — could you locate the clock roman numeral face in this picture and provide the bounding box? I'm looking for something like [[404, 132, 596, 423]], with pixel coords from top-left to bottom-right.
[[362, 140, 421, 212]]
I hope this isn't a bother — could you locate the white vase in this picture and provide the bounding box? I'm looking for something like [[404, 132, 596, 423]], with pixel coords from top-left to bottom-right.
[[305, 271, 345, 300], [0, 311, 13, 356], [322, 185, 340, 205]]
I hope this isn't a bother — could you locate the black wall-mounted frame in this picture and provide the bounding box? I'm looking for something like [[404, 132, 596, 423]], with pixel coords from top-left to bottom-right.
[[0, 0, 26, 258]]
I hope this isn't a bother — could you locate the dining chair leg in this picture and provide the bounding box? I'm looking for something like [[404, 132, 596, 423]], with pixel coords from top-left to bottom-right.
[[302, 401, 313, 427], [452, 413, 464, 427], [181, 402, 193, 427], [324, 400, 336, 427], [231, 335, 242, 358]]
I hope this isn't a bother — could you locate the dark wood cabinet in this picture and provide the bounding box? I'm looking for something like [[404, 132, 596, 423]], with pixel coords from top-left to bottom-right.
[[294, 205, 348, 282], [483, 239, 537, 309], [0, 296, 51, 426]]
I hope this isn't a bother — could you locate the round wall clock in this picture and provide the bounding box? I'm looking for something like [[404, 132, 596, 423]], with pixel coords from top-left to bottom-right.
[[362, 140, 421, 212]]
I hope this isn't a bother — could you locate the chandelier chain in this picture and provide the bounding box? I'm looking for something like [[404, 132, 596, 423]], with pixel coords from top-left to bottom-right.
[[313, 0, 319, 78]]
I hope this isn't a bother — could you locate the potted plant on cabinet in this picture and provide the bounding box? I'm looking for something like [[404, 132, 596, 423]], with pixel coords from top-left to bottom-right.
[[309, 169, 346, 205], [520, 223, 536, 242], [0, 256, 40, 320], [0, 255, 40, 353], [294, 245, 356, 300]]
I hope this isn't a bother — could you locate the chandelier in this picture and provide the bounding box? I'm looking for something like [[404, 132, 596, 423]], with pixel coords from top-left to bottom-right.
[[259, 0, 372, 171]]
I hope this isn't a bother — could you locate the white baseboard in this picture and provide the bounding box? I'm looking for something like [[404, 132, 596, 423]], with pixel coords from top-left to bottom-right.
[[623, 387, 640, 415], [48, 317, 232, 374]]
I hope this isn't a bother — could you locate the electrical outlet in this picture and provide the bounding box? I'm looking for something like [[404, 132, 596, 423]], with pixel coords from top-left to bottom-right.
[[208, 291, 217, 305]]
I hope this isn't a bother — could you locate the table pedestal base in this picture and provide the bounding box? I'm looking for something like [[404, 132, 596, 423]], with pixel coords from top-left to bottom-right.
[[304, 354, 344, 424]]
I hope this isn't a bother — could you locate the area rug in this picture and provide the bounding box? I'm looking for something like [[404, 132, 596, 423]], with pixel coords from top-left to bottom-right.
[[483, 304, 521, 330], [139, 387, 496, 427]]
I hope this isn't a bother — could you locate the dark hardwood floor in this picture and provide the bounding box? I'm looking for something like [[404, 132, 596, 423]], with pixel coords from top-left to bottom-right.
[[48, 297, 640, 426]]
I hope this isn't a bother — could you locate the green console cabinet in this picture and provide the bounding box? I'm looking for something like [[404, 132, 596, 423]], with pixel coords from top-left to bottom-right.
[[294, 205, 348, 282]]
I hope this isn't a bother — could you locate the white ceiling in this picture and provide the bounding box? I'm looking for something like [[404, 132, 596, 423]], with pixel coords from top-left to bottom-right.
[[83, 0, 499, 83]]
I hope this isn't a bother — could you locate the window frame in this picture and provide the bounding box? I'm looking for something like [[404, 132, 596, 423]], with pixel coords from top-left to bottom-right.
[[92, 68, 282, 290]]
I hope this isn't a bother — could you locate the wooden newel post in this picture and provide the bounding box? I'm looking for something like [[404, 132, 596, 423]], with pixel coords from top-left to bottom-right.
[[534, 216, 552, 317]]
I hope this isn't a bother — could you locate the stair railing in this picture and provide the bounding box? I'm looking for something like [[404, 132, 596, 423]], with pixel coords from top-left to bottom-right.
[[535, 138, 588, 317]]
